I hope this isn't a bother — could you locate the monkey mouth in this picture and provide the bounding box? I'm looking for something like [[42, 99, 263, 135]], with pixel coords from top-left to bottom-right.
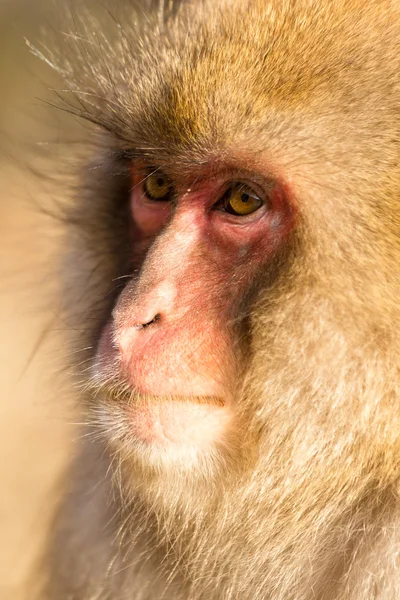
[[95, 320, 230, 399], [90, 378, 226, 407], [91, 382, 232, 450]]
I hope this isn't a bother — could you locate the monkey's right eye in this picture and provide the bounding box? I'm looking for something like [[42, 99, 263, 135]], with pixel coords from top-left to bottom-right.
[[144, 172, 172, 201]]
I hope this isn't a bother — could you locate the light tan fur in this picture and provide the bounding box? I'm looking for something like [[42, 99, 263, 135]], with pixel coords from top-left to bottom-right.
[[37, 1, 400, 598]]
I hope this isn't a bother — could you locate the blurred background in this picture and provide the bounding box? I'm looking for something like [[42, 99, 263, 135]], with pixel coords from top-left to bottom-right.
[[0, 2, 76, 598]]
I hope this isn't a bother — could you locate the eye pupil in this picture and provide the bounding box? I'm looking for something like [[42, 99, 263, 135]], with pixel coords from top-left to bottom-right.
[[220, 183, 263, 217], [144, 171, 171, 201]]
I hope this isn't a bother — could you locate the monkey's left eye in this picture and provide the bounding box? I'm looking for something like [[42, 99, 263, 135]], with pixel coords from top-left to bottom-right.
[[144, 172, 172, 201], [220, 183, 263, 216]]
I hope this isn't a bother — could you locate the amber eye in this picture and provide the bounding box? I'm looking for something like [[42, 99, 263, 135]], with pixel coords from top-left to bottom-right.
[[222, 183, 263, 216], [144, 172, 172, 201]]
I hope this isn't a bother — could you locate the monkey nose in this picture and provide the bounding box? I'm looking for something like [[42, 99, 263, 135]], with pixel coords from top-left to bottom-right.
[[112, 281, 180, 364], [132, 282, 177, 327], [115, 312, 161, 363]]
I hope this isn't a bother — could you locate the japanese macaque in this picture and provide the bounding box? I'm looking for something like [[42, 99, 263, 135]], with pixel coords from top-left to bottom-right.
[[38, 0, 400, 599]]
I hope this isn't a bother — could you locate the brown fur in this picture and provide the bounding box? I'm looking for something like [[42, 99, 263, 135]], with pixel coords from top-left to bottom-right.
[[37, 1, 400, 598]]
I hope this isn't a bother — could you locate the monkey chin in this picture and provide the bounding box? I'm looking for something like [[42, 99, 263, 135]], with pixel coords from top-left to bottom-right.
[[91, 381, 234, 472], [132, 397, 234, 472]]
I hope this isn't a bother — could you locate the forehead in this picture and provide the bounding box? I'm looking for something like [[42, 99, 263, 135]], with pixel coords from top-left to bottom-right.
[[126, 2, 382, 154], [101, 0, 397, 187]]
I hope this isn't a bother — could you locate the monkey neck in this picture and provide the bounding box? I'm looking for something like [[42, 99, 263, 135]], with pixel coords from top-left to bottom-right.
[[111, 437, 399, 600]]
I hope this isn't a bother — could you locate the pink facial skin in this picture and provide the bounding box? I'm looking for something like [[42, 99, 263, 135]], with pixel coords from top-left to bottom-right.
[[94, 162, 294, 449]]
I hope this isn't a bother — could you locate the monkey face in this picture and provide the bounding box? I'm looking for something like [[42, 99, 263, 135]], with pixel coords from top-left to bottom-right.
[[52, 0, 400, 498], [89, 158, 294, 471]]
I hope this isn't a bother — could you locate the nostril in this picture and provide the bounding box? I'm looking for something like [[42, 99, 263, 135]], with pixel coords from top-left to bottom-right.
[[138, 313, 161, 330]]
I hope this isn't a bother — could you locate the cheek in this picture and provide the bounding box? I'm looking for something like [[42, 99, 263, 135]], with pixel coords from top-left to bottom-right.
[[130, 186, 172, 237]]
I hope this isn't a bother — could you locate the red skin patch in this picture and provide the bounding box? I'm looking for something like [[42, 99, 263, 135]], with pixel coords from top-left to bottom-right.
[[95, 161, 295, 448]]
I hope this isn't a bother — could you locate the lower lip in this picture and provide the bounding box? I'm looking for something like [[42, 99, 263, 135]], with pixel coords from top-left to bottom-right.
[[129, 398, 232, 447]]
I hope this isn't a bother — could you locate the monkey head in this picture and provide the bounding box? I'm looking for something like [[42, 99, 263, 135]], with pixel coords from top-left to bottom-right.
[[50, 0, 400, 520]]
